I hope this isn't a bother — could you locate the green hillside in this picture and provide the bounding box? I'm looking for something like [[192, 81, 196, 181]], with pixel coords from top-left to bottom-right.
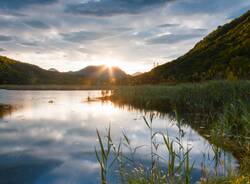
[[0, 56, 72, 84], [133, 10, 250, 84]]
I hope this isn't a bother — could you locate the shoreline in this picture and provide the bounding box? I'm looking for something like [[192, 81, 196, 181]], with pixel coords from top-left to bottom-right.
[[0, 85, 115, 91]]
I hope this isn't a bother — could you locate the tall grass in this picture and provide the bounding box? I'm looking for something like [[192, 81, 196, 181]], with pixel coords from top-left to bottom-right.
[[95, 113, 194, 184], [110, 81, 250, 115], [95, 127, 114, 184], [210, 100, 250, 183], [211, 100, 250, 145], [105, 81, 250, 183]]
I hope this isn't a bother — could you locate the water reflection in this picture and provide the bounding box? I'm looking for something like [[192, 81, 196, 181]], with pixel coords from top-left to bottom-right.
[[0, 90, 238, 184]]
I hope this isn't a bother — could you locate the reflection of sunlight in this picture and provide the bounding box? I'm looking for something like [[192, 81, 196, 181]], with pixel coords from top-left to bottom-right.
[[12, 101, 119, 122], [92, 102, 118, 116], [7, 91, 115, 121]]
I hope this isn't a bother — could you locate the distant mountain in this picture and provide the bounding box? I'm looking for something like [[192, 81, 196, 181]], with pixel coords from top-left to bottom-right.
[[132, 72, 142, 77], [48, 68, 59, 72], [0, 56, 128, 85], [132, 10, 250, 84], [73, 65, 128, 79]]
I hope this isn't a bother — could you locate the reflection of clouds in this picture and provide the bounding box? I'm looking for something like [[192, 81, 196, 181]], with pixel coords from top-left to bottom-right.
[[28, 127, 64, 140], [0, 151, 62, 184], [37, 159, 100, 184], [53, 160, 99, 175], [0, 90, 238, 183]]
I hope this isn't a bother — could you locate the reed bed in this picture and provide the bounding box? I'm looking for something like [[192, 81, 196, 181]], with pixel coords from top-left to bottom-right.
[[103, 80, 250, 183], [110, 80, 250, 114]]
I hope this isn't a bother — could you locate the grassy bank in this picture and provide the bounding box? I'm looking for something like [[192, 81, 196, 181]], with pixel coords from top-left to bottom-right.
[[0, 84, 114, 90], [107, 81, 250, 183], [110, 81, 250, 114]]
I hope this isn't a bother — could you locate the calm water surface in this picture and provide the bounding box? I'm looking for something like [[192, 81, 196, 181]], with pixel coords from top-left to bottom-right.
[[0, 90, 237, 184]]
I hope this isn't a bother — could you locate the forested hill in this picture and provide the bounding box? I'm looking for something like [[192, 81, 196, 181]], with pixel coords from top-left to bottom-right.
[[0, 56, 70, 84], [0, 56, 128, 85], [132, 10, 250, 84]]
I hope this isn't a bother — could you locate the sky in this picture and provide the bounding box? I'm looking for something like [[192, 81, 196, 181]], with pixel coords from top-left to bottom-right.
[[0, 0, 249, 74]]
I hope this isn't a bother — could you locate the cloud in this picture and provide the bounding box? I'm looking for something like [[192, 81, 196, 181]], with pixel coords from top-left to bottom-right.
[[0, 35, 13, 42], [20, 42, 39, 47], [60, 28, 130, 43], [0, 48, 6, 52], [65, 0, 174, 16], [157, 23, 179, 28], [0, 0, 58, 10], [112, 27, 133, 32], [77, 47, 99, 55], [146, 33, 204, 45], [24, 20, 50, 29], [60, 31, 106, 43], [168, 0, 250, 15], [227, 5, 250, 19]]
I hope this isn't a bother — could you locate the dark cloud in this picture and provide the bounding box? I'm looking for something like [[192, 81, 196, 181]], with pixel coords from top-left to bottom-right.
[[193, 28, 207, 32], [60, 31, 106, 43], [0, 48, 6, 52], [0, 35, 13, 42], [157, 23, 179, 28], [0, 11, 27, 17], [0, 0, 58, 10], [169, 0, 247, 15], [24, 20, 50, 29], [65, 0, 174, 16], [0, 20, 13, 29], [78, 48, 99, 55], [20, 42, 39, 47], [112, 27, 133, 32], [146, 33, 203, 45]]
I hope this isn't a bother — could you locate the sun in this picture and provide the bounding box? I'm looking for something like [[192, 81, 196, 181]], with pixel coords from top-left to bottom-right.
[[104, 59, 117, 68], [106, 61, 116, 68]]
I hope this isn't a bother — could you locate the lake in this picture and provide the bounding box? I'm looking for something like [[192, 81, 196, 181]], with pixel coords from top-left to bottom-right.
[[0, 90, 238, 184]]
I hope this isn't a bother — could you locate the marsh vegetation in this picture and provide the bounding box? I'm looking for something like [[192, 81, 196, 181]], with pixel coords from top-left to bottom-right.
[[96, 81, 250, 183]]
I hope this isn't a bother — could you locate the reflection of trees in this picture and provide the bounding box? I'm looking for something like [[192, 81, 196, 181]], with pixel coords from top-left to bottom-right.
[[0, 104, 13, 119]]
